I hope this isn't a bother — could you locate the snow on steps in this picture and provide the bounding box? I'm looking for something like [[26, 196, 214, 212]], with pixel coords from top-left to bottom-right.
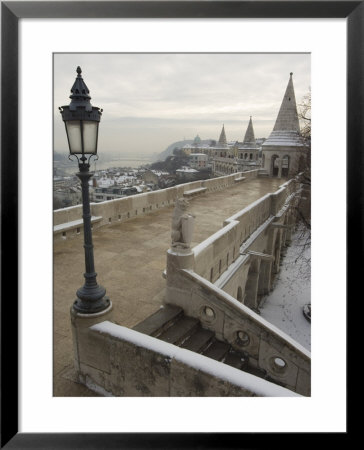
[[133, 305, 275, 386]]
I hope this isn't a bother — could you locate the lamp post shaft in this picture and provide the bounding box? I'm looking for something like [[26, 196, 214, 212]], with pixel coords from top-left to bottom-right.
[[73, 161, 110, 314], [78, 163, 96, 276]]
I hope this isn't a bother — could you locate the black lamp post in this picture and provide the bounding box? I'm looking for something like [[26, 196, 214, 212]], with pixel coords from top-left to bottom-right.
[[59, 66, 110, 314]]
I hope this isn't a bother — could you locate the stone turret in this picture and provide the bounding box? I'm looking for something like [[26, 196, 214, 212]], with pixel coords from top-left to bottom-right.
[[262, 73, 309, 178], [242, 116, 257, 149], [273, 72, 300, 132], [218, 124, 227, 146]]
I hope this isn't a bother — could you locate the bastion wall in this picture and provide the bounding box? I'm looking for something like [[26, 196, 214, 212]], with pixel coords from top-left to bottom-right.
[[69, 172, 311, 396], [54, 170, 259, 241]]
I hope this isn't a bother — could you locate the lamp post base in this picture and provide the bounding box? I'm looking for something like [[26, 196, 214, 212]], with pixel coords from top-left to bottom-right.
[[73, 282, 111, 314]]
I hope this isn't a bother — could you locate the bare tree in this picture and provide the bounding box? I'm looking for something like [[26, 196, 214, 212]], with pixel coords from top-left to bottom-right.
[[298, 88, 311, 145], [292, 91, 312, 270]]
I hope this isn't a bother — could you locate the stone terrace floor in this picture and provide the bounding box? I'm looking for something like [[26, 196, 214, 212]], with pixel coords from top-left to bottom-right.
[[54, 177, 285, 396]]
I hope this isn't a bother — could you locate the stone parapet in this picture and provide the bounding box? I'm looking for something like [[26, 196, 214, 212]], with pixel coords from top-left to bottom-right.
[[165, 269, 310, 396], [73, 320, 300, 397], [54, 171, 259, 241]]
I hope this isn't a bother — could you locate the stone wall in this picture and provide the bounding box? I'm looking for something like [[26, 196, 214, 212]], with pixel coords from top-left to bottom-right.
[[54, 171, 259, 241], [71, 316, 300, 397], [192, 179, 297, 283], [164, 268, 310, 396], [164, 175, 310, 395]]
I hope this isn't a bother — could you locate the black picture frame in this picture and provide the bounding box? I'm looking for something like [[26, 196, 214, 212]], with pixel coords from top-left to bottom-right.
[[1, 1, 357, 448]]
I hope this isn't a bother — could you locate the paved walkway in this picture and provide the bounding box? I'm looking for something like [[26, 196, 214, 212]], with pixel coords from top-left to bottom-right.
[[53, 177, 284, 396]]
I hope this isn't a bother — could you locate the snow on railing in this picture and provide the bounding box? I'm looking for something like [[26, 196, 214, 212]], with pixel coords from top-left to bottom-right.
[[91, 320, 301, 397]]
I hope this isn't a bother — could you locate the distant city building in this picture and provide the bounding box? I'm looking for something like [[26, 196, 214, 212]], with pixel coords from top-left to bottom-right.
[[93, 185, 142, 202], [189, 153, 208, 169], [176, 166, 199, 182]]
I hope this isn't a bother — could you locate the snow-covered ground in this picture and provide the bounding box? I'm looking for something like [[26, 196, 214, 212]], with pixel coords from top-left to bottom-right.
[[259, 226, 311, 351]]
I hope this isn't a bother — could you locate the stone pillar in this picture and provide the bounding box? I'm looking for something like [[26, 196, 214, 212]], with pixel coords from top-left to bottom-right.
[[165, 249, 194, 306], [273, 230, 283, 273], [244, 259, 260, 311], [70, 302, 113, 383], [257, 260, 271, 299], [277, 158, 283, 178]]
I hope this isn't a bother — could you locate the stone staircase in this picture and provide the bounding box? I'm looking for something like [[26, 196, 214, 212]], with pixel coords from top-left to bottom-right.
[[133, 305, 270, 381]]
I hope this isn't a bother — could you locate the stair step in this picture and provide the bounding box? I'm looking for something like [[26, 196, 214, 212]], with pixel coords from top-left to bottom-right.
[[132, 305, 183, 337], [158, 316, 199, 345], [244, 365, 267, 378], [202, 340, 230, 362], [181, 328, 215, 353], [224, 351, 249, 370]]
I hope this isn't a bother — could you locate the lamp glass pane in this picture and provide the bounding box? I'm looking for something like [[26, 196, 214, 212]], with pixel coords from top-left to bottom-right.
[[82, 121, 99, 154], [65, 121, 82, 154]]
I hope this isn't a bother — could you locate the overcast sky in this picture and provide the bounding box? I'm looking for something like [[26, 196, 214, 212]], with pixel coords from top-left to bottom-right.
[[54, 53, 310, 157]]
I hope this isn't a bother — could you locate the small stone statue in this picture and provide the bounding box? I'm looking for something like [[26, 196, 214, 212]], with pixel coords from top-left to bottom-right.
[[171, 198, 195, 251]]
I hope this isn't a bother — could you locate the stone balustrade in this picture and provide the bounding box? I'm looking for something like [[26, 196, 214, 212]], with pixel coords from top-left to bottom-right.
[[165, 268, 310, 395], [72, 315, 300, 397]]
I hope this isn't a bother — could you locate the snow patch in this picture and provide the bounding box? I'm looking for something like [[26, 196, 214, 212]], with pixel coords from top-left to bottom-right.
[[260, 227, 311, 351]]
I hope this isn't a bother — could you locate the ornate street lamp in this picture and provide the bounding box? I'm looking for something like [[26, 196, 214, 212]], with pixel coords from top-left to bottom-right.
[[59, 66, 110, 314]]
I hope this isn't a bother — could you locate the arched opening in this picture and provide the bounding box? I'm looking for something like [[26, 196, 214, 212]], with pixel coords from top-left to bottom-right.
[[271, 155, 279, 177], [282, 155, 290, 177]]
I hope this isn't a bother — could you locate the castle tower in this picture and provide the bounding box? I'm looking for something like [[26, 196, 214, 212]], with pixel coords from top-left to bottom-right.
[[218, 124, 227, 146], [262, 73, 309, 178], [243, 116, 256, 148], [236, 117, 259, 165]]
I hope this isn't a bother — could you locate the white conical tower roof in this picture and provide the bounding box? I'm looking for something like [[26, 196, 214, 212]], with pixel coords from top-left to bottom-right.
[[263, 73, 304, 147], [273, 73, 300, 132], [242, 116, 256, 148], [218, 124, 227, 146]]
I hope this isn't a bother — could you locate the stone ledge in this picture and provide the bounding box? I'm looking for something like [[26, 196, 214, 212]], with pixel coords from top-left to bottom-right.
[[183, 187, 207, 197], [54, 216, 103, 234]]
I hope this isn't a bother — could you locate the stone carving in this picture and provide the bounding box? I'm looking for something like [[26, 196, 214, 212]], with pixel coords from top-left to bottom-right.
[[171, 198, 195, 251]]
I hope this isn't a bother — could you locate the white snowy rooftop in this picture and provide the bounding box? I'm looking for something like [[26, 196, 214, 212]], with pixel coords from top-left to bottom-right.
[[176, 167, 198, 173], [263, 73, 306, 148]]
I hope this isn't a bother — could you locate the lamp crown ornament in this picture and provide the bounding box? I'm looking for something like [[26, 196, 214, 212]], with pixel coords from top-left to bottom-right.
[[59, 67, 102, 157], [69, 66, 92, 108]]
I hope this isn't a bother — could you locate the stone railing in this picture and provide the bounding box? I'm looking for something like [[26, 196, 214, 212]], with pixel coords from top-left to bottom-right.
[[191, 177, 299, 282], [54, 171, 259, 241], [165, 268, 310, 396], [71, 313, 300, 397]]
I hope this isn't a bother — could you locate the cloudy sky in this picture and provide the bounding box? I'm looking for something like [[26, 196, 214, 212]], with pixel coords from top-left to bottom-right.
[[54, 53, 310, 158]]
